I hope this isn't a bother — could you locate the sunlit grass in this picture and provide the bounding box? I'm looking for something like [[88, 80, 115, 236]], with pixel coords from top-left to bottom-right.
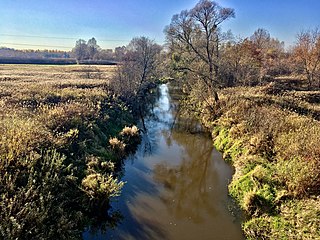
[[0, 64, 139, 239], [197, 79, 320, 239]]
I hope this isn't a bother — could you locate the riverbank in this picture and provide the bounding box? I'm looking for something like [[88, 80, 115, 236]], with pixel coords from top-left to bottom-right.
[[198, 80, 320, 239], [0, 65, 141, 239]]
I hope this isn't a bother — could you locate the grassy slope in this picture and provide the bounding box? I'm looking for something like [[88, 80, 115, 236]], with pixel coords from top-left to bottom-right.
[[199, 79, 320, 239], [0, 64, 140, 239]]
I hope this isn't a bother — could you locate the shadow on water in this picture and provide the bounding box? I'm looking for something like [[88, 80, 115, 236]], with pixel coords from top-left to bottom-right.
[[85, 141, 167, 239], [83, 84, 244, 240]]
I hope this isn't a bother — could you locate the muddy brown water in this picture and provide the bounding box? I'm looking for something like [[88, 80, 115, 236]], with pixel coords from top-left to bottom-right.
[[83, 84, 244, 240]]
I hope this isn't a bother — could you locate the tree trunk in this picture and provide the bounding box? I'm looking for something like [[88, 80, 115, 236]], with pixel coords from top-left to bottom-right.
[[307, 74, 312, 90], [139, 105, 147, 132]]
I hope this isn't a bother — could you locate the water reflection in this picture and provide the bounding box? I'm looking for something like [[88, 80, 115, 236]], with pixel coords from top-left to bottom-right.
[[84, 84, 243, 240], [153, 134, 219, 222]]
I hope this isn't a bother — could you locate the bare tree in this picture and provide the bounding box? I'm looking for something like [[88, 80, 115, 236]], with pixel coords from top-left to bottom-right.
[[110, 36, 162, 130], [72, 39, 88, 61], [110, 36, 162, 98], [250, 28, 271, 50], [87, 37, 100, 60], [128, 37, 162, 92], [165, 0, 235, 101], [293, 28, 320, 88]]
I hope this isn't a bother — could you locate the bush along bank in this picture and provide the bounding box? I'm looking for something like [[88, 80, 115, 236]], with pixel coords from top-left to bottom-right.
[[197, 85, 320, 239], [0, 77, 141, 238]]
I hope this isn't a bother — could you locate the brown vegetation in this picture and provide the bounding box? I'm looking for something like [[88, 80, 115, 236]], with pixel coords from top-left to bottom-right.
[[0, 64, 140, 239], [186, 78, 320, 239]]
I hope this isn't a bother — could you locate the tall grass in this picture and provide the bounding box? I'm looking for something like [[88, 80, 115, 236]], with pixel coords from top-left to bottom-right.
[[194, 80, 320, 239], [0, 64, 140, 239]]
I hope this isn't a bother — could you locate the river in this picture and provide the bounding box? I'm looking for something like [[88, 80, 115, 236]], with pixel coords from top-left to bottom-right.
[[83, 84, 244, 240]]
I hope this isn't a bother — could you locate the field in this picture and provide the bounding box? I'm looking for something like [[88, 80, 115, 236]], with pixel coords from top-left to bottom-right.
[[0, 64, 140, 239], [198, 78, 320, 239]]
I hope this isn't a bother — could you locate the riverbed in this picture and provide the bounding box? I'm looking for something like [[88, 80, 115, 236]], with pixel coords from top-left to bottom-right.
[[83, 84, 244, 240]]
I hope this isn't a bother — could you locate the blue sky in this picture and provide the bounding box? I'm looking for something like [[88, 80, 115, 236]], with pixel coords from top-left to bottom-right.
[[0, 0, 319, 50]]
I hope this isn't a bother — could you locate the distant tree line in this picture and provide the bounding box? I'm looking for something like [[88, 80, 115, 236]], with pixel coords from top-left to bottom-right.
[[0, 48, 70, 59], [0, 38, 128, 63], [71, 37, 128, 62]]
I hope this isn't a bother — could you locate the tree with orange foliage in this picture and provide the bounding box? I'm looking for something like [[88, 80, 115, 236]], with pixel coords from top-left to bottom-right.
[[293, 28, 320, 88]]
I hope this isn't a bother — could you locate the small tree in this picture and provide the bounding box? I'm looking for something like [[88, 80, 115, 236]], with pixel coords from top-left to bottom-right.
[[293, 28, 320, 88], [250, 28, 271, 50], [250, 28, 285, 78], [110, 36, 161, 98], [128, 37, 162, 90]]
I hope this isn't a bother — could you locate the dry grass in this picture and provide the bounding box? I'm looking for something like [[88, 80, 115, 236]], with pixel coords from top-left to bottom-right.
[[0, 64, 139, 239], [196, 78, 320, 239], [0, 64, 118, 165]]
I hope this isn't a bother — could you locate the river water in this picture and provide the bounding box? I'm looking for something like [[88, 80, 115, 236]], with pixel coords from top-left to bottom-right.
[[83, 84, 244, 240]]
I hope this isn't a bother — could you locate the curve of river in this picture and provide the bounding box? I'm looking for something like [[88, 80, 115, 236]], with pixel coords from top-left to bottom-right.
[[83, 84, 244, 240]]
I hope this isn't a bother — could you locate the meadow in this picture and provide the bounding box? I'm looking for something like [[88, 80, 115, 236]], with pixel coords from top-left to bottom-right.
[[0, 64, 140, 239]]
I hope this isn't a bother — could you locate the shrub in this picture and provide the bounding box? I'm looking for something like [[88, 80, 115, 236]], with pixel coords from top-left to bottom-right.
[[81, 173, 124, 199], [120, 125, 139, 136], [276, 157, 320, 197], [0, 115, 51, 166]]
